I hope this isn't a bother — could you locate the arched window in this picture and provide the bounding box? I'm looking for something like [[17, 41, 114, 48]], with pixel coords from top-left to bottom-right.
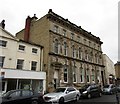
[[64, 65, 68, 82], [72, 45, 75, 58], [86, 69, 90, 82], [64, 59, 68, 82], [64, 42, 67, 56], [85, 50, 88, 60], [78, 47, 82, 59], [54, 39, 59, 53], [80, 67, 84, 83], [91, 69, 95, 82], [73, 62, 77, 82]]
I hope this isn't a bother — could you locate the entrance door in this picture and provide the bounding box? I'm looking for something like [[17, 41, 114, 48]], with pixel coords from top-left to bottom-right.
[[54, 70, 59, 88], [101, 71, 105, 86], [2, 80, 7, 94]]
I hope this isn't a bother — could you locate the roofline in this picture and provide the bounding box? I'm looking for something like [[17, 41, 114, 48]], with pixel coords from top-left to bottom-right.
[[47, 9, 103, 44], [19, 39, 44, 48], [0, 27, 17, 39]]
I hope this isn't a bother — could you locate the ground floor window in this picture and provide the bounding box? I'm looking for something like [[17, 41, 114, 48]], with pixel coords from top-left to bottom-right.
[[86, 69, 90, 83], [80, 67, 84, 83], [91, 69, 95, 82], [64, 66, 68, 82], [18, 79, 31, 90], [2, 79, 44, 93], [2, 81, 5, 91]]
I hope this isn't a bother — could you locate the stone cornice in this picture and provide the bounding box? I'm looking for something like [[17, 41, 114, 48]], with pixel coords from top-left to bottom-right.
[[49, 52, 105, 67], [47, 9, 103, 45]]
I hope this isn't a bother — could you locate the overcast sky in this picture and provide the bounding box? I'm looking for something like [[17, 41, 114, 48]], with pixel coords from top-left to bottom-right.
[[0, 0, 119, 63]]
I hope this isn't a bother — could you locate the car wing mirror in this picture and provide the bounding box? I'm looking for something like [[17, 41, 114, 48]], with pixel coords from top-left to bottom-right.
[[66, 91, 69, 94]]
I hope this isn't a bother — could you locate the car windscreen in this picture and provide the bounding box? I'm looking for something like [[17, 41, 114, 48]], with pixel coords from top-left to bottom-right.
[[81, 84, 90, 89], [55, 88, 66, 92], [103, 85, 109, 88]]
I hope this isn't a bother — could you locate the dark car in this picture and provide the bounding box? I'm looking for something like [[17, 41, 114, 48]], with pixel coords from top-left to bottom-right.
[[1, 89, 44, 104], [79, 84, 102, 99], [117, 85, 120, 92], [102, 84, 117, 94]]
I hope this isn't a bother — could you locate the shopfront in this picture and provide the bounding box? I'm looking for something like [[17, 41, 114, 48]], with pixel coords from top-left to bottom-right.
[[1, 68, 46, 94]]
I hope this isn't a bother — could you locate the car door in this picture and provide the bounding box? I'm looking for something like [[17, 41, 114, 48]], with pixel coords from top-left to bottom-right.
[[112, 85, 116, 93], [89, 85, 97, 96], [6, 90, 21, 104], [66, 87, 76, 101], [20, 90, 33, 104]]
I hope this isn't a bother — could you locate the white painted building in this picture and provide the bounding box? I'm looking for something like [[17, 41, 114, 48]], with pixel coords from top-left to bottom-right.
[[102, 54, 115, 84], [0, 27, 46, 94]]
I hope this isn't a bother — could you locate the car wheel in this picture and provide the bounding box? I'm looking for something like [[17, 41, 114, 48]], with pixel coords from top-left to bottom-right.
[[87, 94, 91, 99], [59, 97, 64, 104], [76, 95, 80, 101], [31, 100, 38, 104]]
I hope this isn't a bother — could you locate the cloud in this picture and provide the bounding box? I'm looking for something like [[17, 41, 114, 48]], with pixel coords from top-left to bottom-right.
[[0, 0, 119, 63]]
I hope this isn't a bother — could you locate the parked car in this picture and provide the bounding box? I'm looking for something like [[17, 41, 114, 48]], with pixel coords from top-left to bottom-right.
[[116, 85, 120, 92], [1, 89, 44, 104], [79, 84, 102, 99], [102, 84, 116, 94], [43, 87, 80, 104]]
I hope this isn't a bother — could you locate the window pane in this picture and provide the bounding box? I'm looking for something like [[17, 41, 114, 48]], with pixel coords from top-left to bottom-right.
[[64, 42, 67, 56], [0, 40, 7, 47], [32, 48, 37, 54], [0, 56, 5, 67], [71, 33, 74, 40], [54, 39, 59, 53], [19, 45, 25, 51], [63, 29, 66, 36], [73, 67, 76, 82], [86, 69, 90, 82], [16, 59, 24, 69], [31, 61, 37, 71], [54, 25, 58, 33], [64, 68, 68, 82], [2, 82, 5, 91]]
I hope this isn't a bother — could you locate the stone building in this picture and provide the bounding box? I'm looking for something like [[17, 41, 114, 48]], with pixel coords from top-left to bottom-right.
[[16, 9, 105, 92], [102, 54, 115, 84], [115, 61, 120, 79]]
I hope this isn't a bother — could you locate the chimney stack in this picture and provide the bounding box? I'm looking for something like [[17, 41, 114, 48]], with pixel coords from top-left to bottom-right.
[[24, 16, 31, 42]]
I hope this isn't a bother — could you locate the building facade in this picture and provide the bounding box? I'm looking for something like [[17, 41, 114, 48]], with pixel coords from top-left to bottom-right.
[[115, 61, 120, 79], [16, 9, 105, 92], [0, 27, 46, 94], [102, 54, 116, 84]]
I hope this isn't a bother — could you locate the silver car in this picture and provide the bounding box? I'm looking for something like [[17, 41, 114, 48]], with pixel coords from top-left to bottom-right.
[[43, 87, 80, 104], [102, 84, 116, 94]]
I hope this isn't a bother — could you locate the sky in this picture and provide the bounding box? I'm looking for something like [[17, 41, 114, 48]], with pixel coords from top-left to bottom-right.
[[0, 0, 119, 63]]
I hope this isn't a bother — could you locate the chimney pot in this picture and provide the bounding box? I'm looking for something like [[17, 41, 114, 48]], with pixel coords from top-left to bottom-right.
[[48, 9, 52, 13], [0, 20, 5, 29]]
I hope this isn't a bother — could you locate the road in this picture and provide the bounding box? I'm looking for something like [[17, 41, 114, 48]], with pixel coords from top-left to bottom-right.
[[65, 93, 120, 104], [78, 94, 119, 104]]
